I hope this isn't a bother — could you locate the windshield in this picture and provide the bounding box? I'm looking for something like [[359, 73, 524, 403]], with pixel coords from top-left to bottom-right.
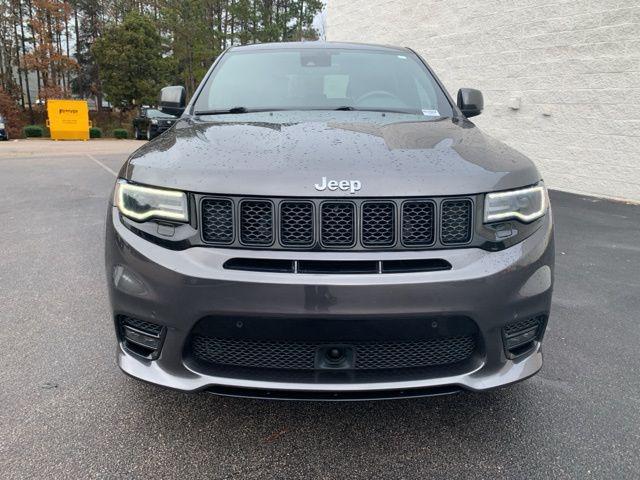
[[193, 48, 453, 116]]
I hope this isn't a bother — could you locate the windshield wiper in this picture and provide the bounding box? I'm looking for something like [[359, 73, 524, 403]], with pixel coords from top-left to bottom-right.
[[195, 106, 429, 115], [195, 107, 249, 115], [332, 106, 424, 115]]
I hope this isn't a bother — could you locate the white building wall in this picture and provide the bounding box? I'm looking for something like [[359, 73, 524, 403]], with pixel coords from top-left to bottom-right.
[[326, 0, 640, 201]]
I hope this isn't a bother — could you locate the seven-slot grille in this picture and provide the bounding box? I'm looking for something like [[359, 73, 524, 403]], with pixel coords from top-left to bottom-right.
[[200, 197, 473, 250]]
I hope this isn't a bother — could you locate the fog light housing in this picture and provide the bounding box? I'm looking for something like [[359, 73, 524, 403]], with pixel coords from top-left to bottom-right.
[[123, 326, 161, 350], [502, 316, 546, 358], [118, 316, 165, 359]]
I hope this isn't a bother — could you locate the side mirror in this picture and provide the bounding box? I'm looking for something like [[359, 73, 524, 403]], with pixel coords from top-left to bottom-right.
[[159, 86, 186, 116], [457, 88, 483, 118]]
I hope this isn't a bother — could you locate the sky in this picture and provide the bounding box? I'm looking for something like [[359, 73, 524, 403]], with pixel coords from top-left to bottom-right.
[[313, 1, 328, 40]]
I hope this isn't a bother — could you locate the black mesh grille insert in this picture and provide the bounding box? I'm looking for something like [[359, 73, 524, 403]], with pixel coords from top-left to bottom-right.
[[354, 336, 475, 369], [192, 336, 317, 370], [361, 202, 395, 246], [201, 198, 234, 244], [321, 202, 355, 247], [441, 199, 472, 244], [402, 201, 435, 246], [240, 200, 273, 245], [190, 335, 476, 371], [280, 201, 314, 246], [503, 316, 543, 336], [118, 316, 162, 336]]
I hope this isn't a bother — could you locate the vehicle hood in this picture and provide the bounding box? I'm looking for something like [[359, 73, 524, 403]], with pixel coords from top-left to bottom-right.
[[122, 111, 541, 197]]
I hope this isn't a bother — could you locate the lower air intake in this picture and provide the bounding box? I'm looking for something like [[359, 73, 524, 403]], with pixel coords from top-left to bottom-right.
[[190, 335, 476, 371]]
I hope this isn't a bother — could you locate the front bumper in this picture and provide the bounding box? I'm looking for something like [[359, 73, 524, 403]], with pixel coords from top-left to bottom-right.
[[106, 207, 554, 399]]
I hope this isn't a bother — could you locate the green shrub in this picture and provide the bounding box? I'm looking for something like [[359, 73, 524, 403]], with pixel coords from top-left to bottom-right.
[[113, 128, 128, 139], [23, 125, 44, 137], [89, 127, 102, 138]]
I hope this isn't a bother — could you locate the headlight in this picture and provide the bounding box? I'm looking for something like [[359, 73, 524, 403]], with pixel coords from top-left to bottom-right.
[[115, 180, 188, 222], [0, 123, 5, 129], [150, 119, 159, 125], [484, 184, 547, 223]]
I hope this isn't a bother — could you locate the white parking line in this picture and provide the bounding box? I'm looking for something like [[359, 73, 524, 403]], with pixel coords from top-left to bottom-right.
[[86, 153, 118, 177]]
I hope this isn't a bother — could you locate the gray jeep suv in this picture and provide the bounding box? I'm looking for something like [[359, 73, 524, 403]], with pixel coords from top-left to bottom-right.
[[106, 42, 554, 400]]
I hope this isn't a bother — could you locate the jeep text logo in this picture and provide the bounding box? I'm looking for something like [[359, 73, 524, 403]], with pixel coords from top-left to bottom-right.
[[314, 177, 362, 194]]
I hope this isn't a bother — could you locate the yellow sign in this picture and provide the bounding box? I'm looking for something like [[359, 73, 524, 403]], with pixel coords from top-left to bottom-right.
[[46, 99, 91, 141]]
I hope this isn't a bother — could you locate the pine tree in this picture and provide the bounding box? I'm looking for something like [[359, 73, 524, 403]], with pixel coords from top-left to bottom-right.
[[92, 11, 164, 109], [0, 0, 325, 114]]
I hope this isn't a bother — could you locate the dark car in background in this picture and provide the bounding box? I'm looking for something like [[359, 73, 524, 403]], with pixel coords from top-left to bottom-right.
[[106, 42, 554, 400], [132, 107, 177, 140], [0, 115, 8, 140]]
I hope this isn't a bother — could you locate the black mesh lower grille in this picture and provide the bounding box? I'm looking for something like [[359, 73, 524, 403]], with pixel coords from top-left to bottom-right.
[[192, 337, 316, 370], [402, 200, 435, 246], [240, 200, 273, 245], [354, 337, 475, 369], [441, 199, 472, 244], [190, 335, 476, 371], [362, 202, 395, 246], [280, 201, 314, 246], [202, 198, 233, 243], [321, 202, 355, 246]]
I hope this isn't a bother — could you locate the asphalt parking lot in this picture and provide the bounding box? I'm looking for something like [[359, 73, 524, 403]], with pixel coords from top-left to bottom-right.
[[1, 139, 639, 479]]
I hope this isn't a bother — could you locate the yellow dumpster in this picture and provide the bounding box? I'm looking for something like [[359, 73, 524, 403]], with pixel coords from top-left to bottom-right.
[[46, 99, 91, 141]]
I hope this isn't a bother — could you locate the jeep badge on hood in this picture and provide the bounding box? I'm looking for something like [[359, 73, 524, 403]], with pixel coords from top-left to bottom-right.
[[314, 177, 362, 194]]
